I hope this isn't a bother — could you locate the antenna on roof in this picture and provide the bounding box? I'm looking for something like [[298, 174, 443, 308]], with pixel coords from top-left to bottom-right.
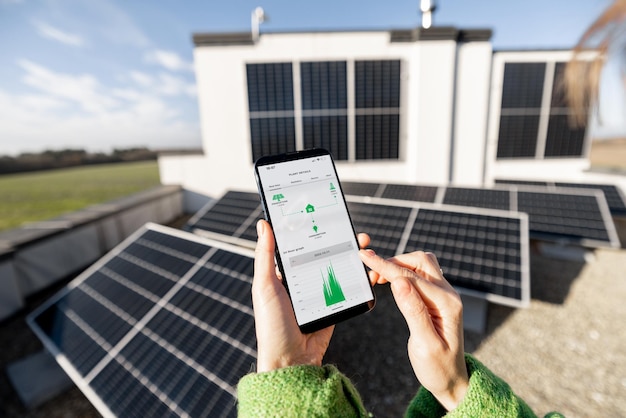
[[251, 7, 268, 42], [420, 0, 437, 29]]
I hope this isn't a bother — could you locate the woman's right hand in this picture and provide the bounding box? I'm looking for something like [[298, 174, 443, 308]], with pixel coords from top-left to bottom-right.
[[359, 249, 469, 411]]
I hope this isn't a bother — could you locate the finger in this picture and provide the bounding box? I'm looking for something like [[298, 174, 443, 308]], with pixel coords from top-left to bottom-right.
[[359, 249, 451, 305], [359, 249, 423, 285], [389, 276, 439, 344], [388, 252, 450, 288], [357, 233, 370, 249], [360, 249, 387, 285], [274, 265, 283, 281], [368, 269, 387, 285], [253, 220, 279, 289]]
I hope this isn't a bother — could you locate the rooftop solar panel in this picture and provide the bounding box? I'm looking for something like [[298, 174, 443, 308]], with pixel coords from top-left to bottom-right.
[[346, 201, 415, 259], [554, 182, 626, 217], [190, 190, 531, 306], [187, 191, 261, 247], [346, 196, 529, 306], [403, 206, 529, 307], [28, 223, 256, 418], [340, 181, 383, 197], [442, 187, 511, 211], [496, 179, 626, 218], [380, 184, 439, 203], [343, 182, 618, 248], [495, 179, 549, 187], [515, 188, 619, 247]]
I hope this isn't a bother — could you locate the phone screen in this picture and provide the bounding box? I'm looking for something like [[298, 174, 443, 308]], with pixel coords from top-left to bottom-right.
[[255, 149, 375, 332]]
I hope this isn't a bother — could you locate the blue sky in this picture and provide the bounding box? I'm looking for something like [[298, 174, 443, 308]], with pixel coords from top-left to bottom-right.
[[0, 0, 622, 155]]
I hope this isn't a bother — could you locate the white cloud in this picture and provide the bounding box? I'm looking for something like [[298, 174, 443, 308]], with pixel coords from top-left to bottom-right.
[[19, 59, 119, 114], [155, 73, 197, 97], [0, 61, 200, 155], [144, 49, 194, 72], [129, 70, 154, 87], [17, 94, 69, 112], [0, 88, 199, 155], [90, 0, 150, 48], [32, 20, 85, 47], [125, 70, 196, 97], [46, 0, 150, 48]]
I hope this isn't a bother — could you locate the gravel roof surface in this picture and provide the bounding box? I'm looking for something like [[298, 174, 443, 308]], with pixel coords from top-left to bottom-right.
[[1, 243, 625, 417]]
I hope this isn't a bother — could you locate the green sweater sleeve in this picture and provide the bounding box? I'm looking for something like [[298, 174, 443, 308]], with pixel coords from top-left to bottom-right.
[[237, 355, 563, 418], [405, 354, 564, 418], [237, 364, 369, 417]]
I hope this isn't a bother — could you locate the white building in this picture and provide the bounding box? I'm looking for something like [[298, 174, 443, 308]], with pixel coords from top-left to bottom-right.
[[159, 26, 624, 211]]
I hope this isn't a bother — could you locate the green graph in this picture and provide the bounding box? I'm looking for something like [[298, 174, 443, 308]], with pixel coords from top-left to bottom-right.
[[322, 261, 346, 306]]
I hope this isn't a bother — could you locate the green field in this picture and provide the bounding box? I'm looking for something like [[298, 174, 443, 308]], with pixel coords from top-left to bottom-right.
[[0, 161, 161, 232]]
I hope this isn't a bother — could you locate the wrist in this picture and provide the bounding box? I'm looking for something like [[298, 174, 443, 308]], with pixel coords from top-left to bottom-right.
[[256, 354, 322, 373], [433, 378, 469, 411]]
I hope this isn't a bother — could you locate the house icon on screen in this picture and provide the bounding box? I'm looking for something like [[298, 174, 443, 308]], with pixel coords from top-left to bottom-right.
[[306, 204, 315, 213]]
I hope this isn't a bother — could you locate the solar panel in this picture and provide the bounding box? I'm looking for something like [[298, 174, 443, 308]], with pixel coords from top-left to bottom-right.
[[340, 181, 382, 197], [496, 179, 626, 218], [554, 182, 626, 218], [516, 188, 619, 247], [186, 191, 261, 247], [346, 196, 529, 307], [403, 206, 529, 307], [342, 182, 618, 248], [442, 187, 511, 211], [380, 184, 438, 203], [347, 201, 415, 259], [28, 224, 256, 418], [495, 179, 549, 187]]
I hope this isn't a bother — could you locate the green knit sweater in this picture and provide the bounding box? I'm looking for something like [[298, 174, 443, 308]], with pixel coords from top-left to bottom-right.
[[237, 354, 564, 417]]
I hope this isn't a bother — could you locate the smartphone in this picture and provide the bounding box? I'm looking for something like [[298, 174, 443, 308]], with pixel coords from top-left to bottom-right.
[[254, 148, 375, 333]]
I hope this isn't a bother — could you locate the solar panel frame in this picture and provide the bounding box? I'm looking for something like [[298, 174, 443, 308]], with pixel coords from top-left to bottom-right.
[[27, 223, 257, 418]]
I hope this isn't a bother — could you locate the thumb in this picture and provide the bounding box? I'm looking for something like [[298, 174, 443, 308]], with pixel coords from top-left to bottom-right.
[[253, 219, 277, 288], [389, 277, 438, 343]]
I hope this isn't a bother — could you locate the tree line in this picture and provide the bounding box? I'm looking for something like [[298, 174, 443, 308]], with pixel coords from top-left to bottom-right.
[[0, 148, 158, 175]]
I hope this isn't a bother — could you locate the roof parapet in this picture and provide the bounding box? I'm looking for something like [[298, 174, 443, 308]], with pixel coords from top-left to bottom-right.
[[192, 26, 493, 47], [390, 26, 492, 43]]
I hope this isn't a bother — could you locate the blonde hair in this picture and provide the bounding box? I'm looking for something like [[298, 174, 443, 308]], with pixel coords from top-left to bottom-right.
[[565, 0, 626, 126]]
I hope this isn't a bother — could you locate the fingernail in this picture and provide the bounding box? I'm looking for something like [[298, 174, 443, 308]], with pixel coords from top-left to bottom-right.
[[256, 220, 264, 238], [360, 249, 376, 257]]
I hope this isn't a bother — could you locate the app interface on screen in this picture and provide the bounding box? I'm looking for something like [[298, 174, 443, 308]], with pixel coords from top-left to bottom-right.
[[258, 155, 373, 325]]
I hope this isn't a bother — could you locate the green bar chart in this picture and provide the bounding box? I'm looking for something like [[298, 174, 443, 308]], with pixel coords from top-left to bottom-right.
[[322, 261, 346, 306]]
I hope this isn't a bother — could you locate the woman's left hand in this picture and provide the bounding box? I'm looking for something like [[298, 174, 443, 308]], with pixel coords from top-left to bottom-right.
[[252, 220, 372, 372]]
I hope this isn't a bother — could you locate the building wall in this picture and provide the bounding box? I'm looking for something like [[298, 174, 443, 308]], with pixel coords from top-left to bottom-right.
[[160, 30, 494, 201], [452, 41, 493, 185]]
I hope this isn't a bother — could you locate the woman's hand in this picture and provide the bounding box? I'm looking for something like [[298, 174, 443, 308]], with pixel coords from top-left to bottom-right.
[[359, 249, 469, 411], [252, 222, 372, 373], [252, 219, 334, 372]]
